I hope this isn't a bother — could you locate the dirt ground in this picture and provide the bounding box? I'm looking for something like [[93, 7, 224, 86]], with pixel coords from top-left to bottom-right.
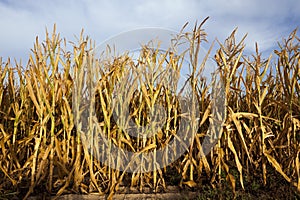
[[24, 185, 300, 200]]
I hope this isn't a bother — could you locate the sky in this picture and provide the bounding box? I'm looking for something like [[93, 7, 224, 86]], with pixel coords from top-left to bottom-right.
[[0, 0, 299, 63]]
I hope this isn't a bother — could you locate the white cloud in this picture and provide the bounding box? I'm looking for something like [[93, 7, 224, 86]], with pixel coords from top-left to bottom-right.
[[0, 0, 299, 62]]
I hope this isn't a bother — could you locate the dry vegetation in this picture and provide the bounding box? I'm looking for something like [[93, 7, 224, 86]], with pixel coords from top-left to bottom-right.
[[0, 19, 300, 199]]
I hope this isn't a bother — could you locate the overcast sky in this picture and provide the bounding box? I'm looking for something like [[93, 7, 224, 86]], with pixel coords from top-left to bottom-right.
[[0, 0, 299, 63]]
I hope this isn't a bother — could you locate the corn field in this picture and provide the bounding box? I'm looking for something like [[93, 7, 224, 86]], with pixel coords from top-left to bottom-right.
[[0, 20, 299, 199]]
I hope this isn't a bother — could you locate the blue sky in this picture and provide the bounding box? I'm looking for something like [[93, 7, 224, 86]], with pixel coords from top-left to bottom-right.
[[0, 0, 299, 63]]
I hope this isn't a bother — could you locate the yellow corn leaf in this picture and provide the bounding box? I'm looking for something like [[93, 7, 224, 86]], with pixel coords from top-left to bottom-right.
[[120, 137, 135, 152], [259, 86, 268, 105], [140, 84, 151, 109], [152, 84, 162, 104], [228, 135, 244, 189], [264, 152, 291, 182], [241, 121, 251, 135], [296, 151, 300, 191], [226, 173, 236, 192], [0, 164, 17, 186], [131, 173, 139, 187], [25, 75, 42, 116], [200, 104, 211, 126], [139, 143, 156, 153], [182, 159, 190, 179], [183, 180, 197, 188], [259, 54, 272, 80], [195, 135, 211, 175], [231, 110, 252, 163], [235, 112, 258, 120], [229, 50, 244, 81]]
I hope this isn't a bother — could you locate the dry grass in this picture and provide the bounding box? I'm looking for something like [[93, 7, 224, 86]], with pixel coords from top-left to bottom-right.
[[0, 20, 299, 199]]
